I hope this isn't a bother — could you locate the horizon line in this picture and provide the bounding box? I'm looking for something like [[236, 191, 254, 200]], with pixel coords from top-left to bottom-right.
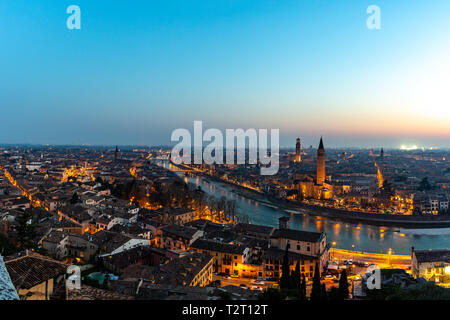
[[0, 143, 449, 151]]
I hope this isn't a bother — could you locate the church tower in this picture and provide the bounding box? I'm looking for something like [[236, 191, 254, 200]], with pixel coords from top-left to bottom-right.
[[295, 138, 302, 162], [316, 137, 325, 185], [114, 146, 119, 161]]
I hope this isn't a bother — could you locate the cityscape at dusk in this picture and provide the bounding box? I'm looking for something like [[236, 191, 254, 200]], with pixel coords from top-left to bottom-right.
[[1, 0, 450, 312]]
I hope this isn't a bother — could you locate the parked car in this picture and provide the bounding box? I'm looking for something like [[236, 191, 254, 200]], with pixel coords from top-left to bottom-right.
[[251, 279, 265, 285], [327, 263, 339, 270], [239, 284, 249, 289]]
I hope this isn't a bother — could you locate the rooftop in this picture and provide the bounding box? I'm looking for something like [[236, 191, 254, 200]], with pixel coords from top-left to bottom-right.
[[161, 224, 199, 239], [4, 250, 67, 290], [414, 249, 450, 263], [233, 223, 275, 236], [191, 238, 246, 255], [271, 228, 323, 243], [67, 285, 135, 300]]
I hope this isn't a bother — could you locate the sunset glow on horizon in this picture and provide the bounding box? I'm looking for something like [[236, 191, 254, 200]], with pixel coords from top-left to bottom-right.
[[0, 0, 449, 147]]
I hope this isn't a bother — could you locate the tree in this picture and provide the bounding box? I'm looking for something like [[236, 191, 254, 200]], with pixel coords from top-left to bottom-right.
[[327, 286, 341, 300], [280, 245, 291, 289], [292, 260, 301, 290], [366, 282, 450, 300], [15, 210, 38, 251], [95, 176, 104, 184], [218, 291, 232, 300], [70, 192, 80, 204], [321, 283, 328, 301], [300, 274, 307, 300], [0, 233, 16, 256], [338, 269, 349, 299], [381, 180, 394, 197], [258, 288, 286, 301], [418, 177, 432, 191], [310, 262, 322, 301]]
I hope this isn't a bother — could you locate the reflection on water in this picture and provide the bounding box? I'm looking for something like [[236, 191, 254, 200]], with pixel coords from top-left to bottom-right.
[[156, 160, 450, 255]]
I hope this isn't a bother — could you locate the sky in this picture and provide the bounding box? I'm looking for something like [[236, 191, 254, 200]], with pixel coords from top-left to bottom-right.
[[0, 0, 449, 148]]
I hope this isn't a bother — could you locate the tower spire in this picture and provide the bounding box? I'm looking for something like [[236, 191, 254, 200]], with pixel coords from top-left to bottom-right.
[[318, 136, 324, 150]]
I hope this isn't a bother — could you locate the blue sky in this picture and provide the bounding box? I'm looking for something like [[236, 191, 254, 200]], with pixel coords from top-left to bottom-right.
[[1, 0, 449, 148]]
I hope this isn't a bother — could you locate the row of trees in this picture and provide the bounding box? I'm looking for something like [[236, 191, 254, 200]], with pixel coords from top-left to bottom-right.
[[260, 246, 349, 301], [278, 246, 307, 299], [366, 282, 450, 300], [153, 180, 249, 223], [104, 173, 249, 223]]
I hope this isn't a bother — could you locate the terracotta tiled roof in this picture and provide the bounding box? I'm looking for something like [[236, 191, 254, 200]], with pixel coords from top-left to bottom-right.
[[90, 230, 132, 254], [233, 223, 274, 236], [414, 249, 450, 263], [271, 228, 323, 242], [121, 253, 213, 287], [67, 285, 135, 300], [4, 250, 67, 290], [162, 224, 199, 239]]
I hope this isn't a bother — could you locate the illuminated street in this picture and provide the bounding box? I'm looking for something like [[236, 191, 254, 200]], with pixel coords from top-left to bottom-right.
[[213, 274, 278, 291], [331, 248, 411, 269]]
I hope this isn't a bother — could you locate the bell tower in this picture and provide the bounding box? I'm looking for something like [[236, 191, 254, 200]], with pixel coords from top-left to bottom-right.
[[316, 137, 325, 185], [295, 138, 302, 162]]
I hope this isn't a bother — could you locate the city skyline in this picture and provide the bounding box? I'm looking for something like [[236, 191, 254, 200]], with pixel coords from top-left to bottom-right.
[[0, 136, 448, 151], [3, 0, 450, 306], [1, 0, 450, 147]]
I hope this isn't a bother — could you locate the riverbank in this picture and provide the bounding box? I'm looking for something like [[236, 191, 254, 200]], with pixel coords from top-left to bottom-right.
[[203, 173, 450, 228], [156, 160, 450, 254], [287, 202, 450, 228]]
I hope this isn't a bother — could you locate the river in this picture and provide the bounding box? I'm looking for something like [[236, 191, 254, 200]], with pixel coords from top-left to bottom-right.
[[155, 160, 450, 255]]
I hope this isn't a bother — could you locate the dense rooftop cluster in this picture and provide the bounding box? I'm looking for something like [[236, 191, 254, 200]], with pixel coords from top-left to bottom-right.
[[0, 145, 449, 300]]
